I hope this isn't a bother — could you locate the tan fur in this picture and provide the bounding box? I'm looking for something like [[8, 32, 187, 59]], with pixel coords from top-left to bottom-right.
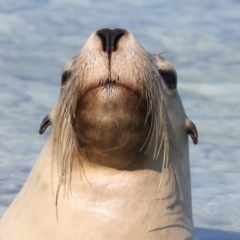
[[0, 29, 197, 240]]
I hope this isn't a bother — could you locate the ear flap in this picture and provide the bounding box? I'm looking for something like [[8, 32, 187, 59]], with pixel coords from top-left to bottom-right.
[[185, 118, 198, 145], [39, 114, 51, 135]]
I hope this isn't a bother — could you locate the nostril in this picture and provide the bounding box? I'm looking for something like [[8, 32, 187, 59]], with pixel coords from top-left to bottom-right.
[[97, 28, 111, 53], [97, 28, 125, 53], [111, 29, 125, 52]]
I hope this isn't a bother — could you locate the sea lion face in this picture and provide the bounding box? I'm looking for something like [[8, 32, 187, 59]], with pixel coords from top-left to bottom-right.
[[47, 28, 197, 169]]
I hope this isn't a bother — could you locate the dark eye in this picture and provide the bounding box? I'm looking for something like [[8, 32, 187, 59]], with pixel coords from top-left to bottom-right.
[[61, 71, 72, 86], [160, 72, 177, 90]]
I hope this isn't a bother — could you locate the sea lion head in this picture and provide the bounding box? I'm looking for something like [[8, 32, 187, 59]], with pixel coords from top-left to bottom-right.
[[40, 28, 198, 180]]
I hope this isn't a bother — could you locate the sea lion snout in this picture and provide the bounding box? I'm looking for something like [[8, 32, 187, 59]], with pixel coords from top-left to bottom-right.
[[61, 29, 156, 168]]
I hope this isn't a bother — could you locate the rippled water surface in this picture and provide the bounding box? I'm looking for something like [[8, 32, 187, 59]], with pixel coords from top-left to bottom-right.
[[0, 0, 240, 239]]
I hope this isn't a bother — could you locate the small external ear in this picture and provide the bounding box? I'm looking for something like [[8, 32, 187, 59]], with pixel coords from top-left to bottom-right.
[[185, 118, 198, 145], [39, 114, 51, 135]]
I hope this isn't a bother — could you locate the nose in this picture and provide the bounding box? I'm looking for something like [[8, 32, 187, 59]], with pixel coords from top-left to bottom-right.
[[96, 28, 126, 53]]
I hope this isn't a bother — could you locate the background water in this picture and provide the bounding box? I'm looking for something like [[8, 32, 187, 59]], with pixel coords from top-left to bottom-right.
[[0, 0, 240, 239]]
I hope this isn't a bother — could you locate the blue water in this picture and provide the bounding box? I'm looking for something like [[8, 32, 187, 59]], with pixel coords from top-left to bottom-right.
[[0, 0, 240, 239]]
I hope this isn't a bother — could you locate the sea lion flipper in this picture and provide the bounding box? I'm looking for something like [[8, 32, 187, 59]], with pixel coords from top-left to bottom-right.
[[185, 118, 198, 145], [39, 114, 51, 135]]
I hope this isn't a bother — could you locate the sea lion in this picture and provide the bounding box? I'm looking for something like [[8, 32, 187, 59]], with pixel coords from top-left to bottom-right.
[[0, 28, 198, 240]]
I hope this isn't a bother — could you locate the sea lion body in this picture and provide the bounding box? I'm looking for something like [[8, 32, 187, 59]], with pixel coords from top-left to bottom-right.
[[0, 28, 197, 240]]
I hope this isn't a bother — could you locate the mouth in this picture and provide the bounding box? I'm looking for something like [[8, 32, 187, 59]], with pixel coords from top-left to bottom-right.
[[79, 80, 142, 103]]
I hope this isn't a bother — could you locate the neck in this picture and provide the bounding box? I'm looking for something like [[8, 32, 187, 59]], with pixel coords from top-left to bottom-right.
[[44, 130, 194, 239]]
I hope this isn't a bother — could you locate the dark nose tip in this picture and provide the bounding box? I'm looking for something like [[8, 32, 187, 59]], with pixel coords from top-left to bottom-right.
[[96, 28, 126, 53]]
